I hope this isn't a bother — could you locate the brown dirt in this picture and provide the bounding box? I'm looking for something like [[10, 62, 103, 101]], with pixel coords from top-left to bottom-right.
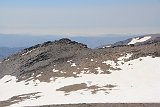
[[56, 83, 117, 95], [32, 103, 160, 107], [0, 92, 41, 107]]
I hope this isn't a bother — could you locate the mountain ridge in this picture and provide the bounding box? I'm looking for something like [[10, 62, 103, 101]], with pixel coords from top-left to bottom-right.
[[98, 34, 160, 48], [1, 37, 160, 80]]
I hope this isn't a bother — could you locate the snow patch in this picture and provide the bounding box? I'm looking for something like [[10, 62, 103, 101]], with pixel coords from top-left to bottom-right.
[[102, 53, 133, 68], [36, 74, 42, 78], [102, 60, 116, 67], [67, 60, 76, 67], [128, 36, 151, 45], [67, 60, 72, 63], [50, 77, 56, 81], [22, 49, 35, 56], [84, 68, 89, 70], [71, 63, 76, 67], [60, 71, 64, 73], [95, 67, 104, 74], [118, 53, 133, 61], [102, 45, 111, 48], [4, 59, 10, 61], [73, 72, 77, 74], [52, 69, 59, 73]]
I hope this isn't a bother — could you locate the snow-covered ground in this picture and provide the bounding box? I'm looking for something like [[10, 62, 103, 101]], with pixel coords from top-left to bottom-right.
[[21, 49, 35, 56], [0, 54, 160, 107], [102, 45, 111, 48], [128, 36, 151, 45]]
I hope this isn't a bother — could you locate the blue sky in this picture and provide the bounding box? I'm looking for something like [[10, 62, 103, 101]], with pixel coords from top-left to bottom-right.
[[0, 0, 160, 36], [0, 0, 160, 7]]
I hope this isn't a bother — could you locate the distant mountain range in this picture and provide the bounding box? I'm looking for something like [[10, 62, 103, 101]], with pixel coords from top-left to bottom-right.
[[0, 47, 24, 61], [0, 34, 136, 60], [1, 34, 159, 60], [0, 34, 136, 48]]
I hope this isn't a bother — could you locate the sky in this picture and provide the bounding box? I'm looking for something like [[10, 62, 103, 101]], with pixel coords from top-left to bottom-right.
[[0, 0, 160, 36]]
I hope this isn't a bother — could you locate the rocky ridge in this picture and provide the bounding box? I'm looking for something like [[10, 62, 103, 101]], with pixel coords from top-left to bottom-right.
[[0, 38, 160, 82]]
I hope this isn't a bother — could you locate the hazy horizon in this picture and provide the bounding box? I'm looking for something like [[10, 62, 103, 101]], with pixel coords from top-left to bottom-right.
[[0, 34, 136, 48], [0, 0, 160, 35]]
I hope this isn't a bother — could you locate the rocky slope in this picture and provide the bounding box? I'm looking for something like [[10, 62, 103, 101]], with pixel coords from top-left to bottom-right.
[[0, 38, 160, 107]]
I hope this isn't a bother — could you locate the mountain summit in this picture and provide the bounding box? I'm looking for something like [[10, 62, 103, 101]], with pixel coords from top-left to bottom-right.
[[0, 38, 89, 79]]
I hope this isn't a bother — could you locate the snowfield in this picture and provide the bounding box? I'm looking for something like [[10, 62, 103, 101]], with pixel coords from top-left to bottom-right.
[[128, 36, 151, 45], [0, 55, 160, 107]]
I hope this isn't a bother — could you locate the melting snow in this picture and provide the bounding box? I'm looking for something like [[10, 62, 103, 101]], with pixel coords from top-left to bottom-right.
[[5, 59, 10, 61], [67, 60, 72, 63], [95, 67, 104, 74], [102, 60, 116, 67], [128, 36, 151, 45], [71, 63, 76, 67], [36, 74, 42, 78], [102, 53, 133, 68], [118, 53, 133, 61], [0, 56, 160, 106], [50, 77, 55, 81], [60, 71, 65, 73], [102, 45, 111, 48], [84, 68, 89, 70], [22, 49, 35, 56], [52, 69, 59, 73], [31, 73, 34, 76], [73, 72, 77, 74], [67, 60, 76, 67]]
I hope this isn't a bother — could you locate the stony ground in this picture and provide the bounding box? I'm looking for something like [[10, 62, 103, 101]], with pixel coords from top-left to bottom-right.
[[35, 103, 160, 107], [0, 39, 160, 82], [1, 102, 160, 107]]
